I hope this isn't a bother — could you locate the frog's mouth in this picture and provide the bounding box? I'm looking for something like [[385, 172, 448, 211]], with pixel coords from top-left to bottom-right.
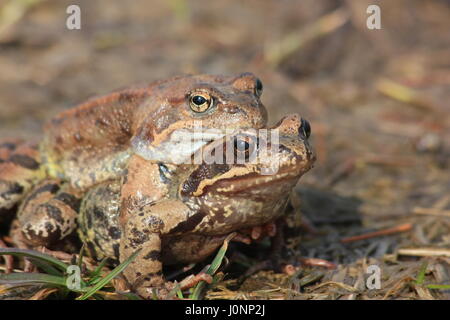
[[195, 167, 308, 196]]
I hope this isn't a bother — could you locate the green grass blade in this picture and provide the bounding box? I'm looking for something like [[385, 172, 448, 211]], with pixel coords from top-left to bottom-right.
[[416, 261, 428, 285], [176, 287, 184, 299], [0, 272, 66, 287], [190, 233, 234, 300], [29, 258, 63, 276], [0, 248, 68, 272], [89, 258, 108, 280], [426, 284, 450, 290], [115, 291, 143, 300], [76, 249, 141, 300]]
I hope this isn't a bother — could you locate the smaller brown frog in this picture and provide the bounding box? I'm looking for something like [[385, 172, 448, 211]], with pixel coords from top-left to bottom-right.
[[78, 114, 315, 299]]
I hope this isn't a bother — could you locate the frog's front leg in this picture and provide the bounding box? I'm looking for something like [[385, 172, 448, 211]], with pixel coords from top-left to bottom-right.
[[119, 155, 173, 224], [17, 179, 82, 247], [120, 199, 192, 299], [0, 140, 45, 210]]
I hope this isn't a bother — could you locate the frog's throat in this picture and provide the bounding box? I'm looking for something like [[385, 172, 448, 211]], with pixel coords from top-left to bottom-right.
[[131, 128, 227, 164]]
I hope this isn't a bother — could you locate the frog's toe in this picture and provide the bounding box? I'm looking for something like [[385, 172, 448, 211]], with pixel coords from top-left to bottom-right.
[[179, 272, 213, 290]]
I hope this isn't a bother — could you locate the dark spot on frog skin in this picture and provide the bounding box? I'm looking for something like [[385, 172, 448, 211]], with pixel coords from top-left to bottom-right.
[[113, 243, 120, 259], [23, 221, 61, 245], [129, 228, 149, 248], [93, 237, 105, 254], [44, 222, 61, 242], [9, 154, 40, 170], [108, 226, 121, 240], [85, 241, 97, 258], [32, 183, 60, 196], [20, 182, 60, 211], [118, 92, 136, 104], [86, 210, 93, 229], [181, 164, 230, 196], [0, 142, 17, 151], [143, 250, 161, 261], [55, 192, 81, 212], [169, 211, 206, 234], [43, 204, 64, 225], [145, 215, 165, 232], [0, 181, 24, 199], [93, 206, 106, 220], [143, 271, 163, 281]]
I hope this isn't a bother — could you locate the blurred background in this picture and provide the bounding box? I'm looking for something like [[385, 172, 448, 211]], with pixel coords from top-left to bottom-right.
[[0, 0, 449, 299]]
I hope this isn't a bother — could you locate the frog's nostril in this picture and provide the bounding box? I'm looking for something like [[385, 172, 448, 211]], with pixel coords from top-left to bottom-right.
[[299, 118, 311, 139]]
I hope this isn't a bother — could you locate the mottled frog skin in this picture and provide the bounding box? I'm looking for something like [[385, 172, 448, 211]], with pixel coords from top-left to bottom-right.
[[0, 73, 268, 247], [78, 114, 315, 299]]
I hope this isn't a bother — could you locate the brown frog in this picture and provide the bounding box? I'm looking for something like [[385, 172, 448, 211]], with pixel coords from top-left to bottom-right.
[[78, 114, 315, 299], [0, 73, 268, 247]]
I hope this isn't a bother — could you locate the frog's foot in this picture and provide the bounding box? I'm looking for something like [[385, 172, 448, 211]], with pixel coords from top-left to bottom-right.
[[132, 273, 213, 300], [242, 219, 286, 278], [235, 221, 278, 244], [17, 180, 82, 247], [178, 272, 213, 291], [0, 140, 44, 210]]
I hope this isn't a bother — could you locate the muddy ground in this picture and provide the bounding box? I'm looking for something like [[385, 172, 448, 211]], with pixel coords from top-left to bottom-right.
[[0, 0, 449, 299]]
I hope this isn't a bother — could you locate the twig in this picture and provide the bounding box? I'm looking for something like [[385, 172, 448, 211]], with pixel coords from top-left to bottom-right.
[[264, 7, 349, 67], [398, 248, 450, 258], [299, 258, 337, 270], [361, 154, 416, 167], [0, 0, 44, 40], [340, 223, 413, 243], [309, 281, 358, 293], [413, 207, 450, 218], [382, 276, 413, 300], [376, 78, 439, 112]]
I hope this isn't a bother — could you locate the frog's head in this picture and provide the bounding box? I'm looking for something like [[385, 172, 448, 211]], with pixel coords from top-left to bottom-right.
[[131, 73, 268, 164], [176, 114, 315, 233]]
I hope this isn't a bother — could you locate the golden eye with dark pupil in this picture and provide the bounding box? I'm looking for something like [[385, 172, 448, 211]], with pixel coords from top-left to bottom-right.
[[189, 93, 212, 113]]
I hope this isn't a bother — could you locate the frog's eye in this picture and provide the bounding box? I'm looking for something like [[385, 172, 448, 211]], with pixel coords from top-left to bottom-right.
[[299, 118, 311, 139], [189, 92, 213, 113], [234, 135, 257, 160], [255, 78, 263, 97]]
